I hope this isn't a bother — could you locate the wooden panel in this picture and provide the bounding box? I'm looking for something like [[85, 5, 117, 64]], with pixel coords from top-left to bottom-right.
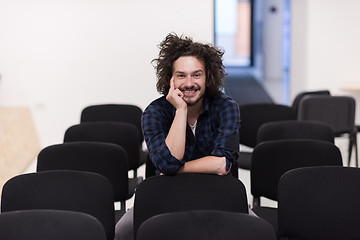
[[0, 107, 40, 189]]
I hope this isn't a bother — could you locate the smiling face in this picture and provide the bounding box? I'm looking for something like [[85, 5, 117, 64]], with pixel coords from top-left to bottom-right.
[[172, 56, 206, 107]]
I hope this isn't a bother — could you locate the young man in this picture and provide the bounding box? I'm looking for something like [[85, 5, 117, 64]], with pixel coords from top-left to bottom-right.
[[115, 33, 240, 240], [142, 33, 240, 176]]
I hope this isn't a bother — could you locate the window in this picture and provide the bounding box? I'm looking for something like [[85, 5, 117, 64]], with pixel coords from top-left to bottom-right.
[[214, 0, 253, 67]]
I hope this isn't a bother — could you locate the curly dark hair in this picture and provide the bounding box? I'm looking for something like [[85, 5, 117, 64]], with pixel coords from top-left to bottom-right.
[[152, 33, 226, 96]]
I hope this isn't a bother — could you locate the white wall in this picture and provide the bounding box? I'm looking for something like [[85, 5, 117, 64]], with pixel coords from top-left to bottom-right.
[[290, 0, 360, 100], [0, 0, 214, 148], [2, 0, 360, 149], [263, 0, 284, 82]]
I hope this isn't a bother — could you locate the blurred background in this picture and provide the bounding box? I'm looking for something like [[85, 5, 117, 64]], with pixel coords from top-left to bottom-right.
[[0, 0, 359, 171]]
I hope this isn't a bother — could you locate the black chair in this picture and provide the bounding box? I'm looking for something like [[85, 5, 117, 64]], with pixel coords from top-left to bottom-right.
[[298, 95, 358, 167], [81, 104, 143, 142], [133, 173, 249, 239], [80, 104, 149, 177], [291, 89, 331, 116], [257, 120, 334, 144], [1, 170, 115, 240], [137, 210, 277, 240], [0, 209, 107, 240], [64, 121, 145, 180], [238, 103, 296, 170], [250, 139, 343, 234], [37, 142, 140, 222], [144, 152, 157, 178], [278, 166, 360, 240]]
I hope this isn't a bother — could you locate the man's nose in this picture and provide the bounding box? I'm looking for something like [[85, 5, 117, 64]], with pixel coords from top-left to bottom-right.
[[184, 76, 194, 86]]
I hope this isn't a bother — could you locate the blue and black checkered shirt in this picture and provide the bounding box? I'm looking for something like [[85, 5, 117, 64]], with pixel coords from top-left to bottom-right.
[[141, 92, 240, 175]]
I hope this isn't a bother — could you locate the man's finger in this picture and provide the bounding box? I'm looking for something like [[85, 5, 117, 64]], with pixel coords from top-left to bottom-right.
[[169, 76, 175, 90], [174, 89, 183, 98]]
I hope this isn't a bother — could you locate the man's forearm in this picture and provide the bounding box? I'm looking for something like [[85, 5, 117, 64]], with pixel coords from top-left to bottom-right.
[[165, 108, 187, 160], [177, 156, 230, 175]]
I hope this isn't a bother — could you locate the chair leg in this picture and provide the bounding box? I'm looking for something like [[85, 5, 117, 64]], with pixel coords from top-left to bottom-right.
[[348, 132, 359, 167], [348, 137, 353, 167], [253, 197, 260, 207], [121, 201, 126, 211], [354, 132, 358, 167]]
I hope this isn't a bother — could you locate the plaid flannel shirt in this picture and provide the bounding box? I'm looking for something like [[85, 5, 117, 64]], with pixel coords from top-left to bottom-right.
[[142, 92, 240, 175]]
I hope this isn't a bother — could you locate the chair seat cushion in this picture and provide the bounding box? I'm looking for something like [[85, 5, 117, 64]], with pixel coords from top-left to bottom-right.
[[252, 206, 278, 234]]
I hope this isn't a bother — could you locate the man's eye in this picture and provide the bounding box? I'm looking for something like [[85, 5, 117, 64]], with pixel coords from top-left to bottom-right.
[[193, 74, 201, 78], [177, 75, 185, 78]]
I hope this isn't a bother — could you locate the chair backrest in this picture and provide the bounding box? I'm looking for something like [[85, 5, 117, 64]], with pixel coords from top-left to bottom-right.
[[64, 122, 141, 171], [81, 104, 144, 142], [291, 90, 331, 115], [257, 120, 334, 144], [278, 166, 360, 240], [298, 95, 356, 135], [0, 209, 107, 240], [1, 170, 115, 240], [137, 210, 277, 240], [239, 103, 296, 147], [251, 139, 342, 202], [133, 173, 249, 239], [37, 142, 129, 202]]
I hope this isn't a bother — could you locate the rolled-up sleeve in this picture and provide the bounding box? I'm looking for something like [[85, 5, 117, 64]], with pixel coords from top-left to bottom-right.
[[211, 97, 240, 171], [141, 102, 185, 175]]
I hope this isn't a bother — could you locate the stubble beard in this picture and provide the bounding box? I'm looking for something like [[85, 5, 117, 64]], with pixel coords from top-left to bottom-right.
[[179, 85, 204, 107], [184, 92, 204, 107]]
